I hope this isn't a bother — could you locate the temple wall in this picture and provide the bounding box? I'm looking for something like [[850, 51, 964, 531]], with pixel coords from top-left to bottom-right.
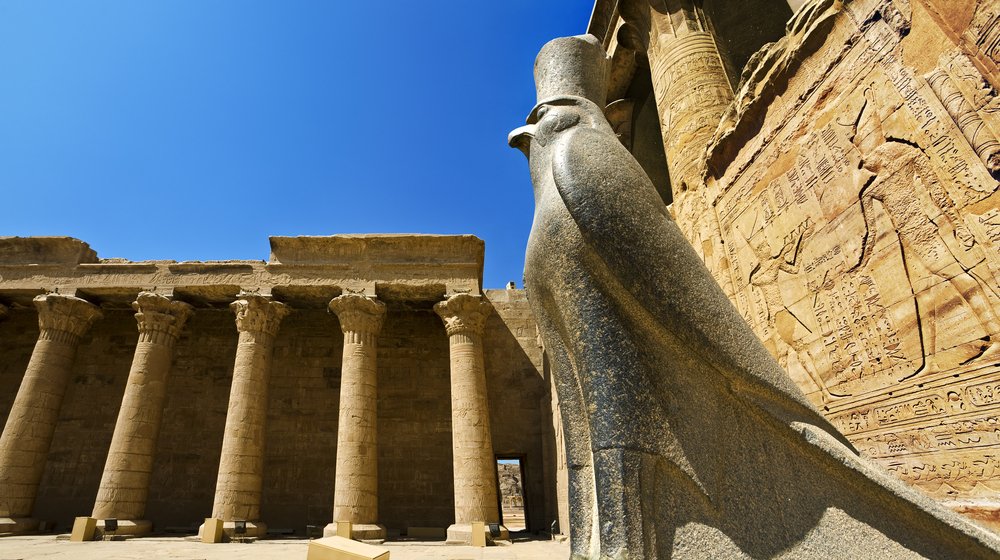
[[697, 0, 1000, 528], [483, 289, 553, 533], [375, 307, 454, 531]]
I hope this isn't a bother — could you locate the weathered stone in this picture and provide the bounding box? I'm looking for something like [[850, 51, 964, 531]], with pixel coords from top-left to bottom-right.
[[510, 31, 1000, 559], [208, 294, 289, 539], [0, 237, 98, 266], [434, 294, 508, 544], [306, 535, 389, 560], [585, 0, 1000, 535], [91, 292, 193, 537], [0, 294, 101, 533], [0, 236, 557, 536], [325, 294, 386, 541], [0, 235, 485, 308]]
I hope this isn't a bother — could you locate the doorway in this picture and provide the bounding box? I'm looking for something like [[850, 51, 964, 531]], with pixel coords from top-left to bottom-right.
[[496, 456, 527, 532]]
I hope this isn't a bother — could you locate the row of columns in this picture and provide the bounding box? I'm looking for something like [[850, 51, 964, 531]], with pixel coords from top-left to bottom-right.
[[0, 291, 504, 543]]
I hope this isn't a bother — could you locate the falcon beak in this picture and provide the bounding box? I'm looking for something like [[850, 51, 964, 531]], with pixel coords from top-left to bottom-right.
[[508, 124, 536, 158]]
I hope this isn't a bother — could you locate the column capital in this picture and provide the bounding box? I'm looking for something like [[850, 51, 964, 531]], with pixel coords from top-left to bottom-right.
[[33, 294, 102, 340], [328, 294, 386, 335], [133, 292, 193, 345], [434, 294, 492, 337], [231, 294, 289, 337]]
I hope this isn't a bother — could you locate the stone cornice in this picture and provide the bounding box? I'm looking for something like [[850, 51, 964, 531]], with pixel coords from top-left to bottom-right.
[[33, 294, 102, 340], [133, 292, 194, 346], [231, 294, 290, 337], [0, 235, 485, 308], [434, 294, 493, 338], [328, 294, 386, 336]]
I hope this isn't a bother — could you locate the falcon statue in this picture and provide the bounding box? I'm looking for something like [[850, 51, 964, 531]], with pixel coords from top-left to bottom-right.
[[508, 34, 1000, 560]]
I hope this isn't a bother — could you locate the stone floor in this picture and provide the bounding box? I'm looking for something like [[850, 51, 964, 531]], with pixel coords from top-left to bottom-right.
[[0, 534, 570, 559]]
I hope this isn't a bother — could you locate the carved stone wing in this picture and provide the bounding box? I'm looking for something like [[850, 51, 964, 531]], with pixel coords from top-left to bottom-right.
[[551, 125, 847, 442]]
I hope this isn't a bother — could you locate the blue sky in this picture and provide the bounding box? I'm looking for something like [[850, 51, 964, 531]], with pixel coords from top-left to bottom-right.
[[0, 2, 592, 289]]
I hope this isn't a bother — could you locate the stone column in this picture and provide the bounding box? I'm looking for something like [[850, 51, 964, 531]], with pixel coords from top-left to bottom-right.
[[0, 294, 101, 533], [434, 294, 507, 544], [91, 292, 192, 536], [621, 0, 738, 295], [641, 2, 734, 194], [324, 294, 386, 540], [208, 294, 288, 540]]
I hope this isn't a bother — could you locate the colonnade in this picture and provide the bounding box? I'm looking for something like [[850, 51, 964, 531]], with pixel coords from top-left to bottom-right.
[[0, 291, 504, 543]]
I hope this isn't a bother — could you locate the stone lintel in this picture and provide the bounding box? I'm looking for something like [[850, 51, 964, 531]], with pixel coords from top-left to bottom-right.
[[268, 234, 484, 270], [173, 285, 243, 308], [271, 285, 343, 308], [77, 263, 161, 274], [168, 262, 259, 274], [0, 237, 98, 265]]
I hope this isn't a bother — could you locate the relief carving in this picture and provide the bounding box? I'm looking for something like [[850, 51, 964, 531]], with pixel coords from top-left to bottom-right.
[[969, 4, 1000, 71], [744, 219, 847, 402], [849, 86, 1000, 373], [701, 0, 1000, 521], [926, 61, 1000, 176]]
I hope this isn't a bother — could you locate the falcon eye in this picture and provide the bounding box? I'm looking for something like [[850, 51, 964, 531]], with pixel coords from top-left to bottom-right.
[[536, 106, 550, 119]]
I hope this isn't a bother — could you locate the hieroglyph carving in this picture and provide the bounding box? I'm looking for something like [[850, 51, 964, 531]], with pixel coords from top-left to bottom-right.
[[706, 0, 1000, 514]]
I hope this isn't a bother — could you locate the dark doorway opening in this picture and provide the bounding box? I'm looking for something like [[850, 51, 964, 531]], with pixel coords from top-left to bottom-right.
[[496, 456, 527, 532]]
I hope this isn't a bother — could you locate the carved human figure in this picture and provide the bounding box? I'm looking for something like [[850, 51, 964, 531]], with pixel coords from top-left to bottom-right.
[[851, 88, 1000, 374], [744, 222, 846, 402], [509, 33, 1000, 559]]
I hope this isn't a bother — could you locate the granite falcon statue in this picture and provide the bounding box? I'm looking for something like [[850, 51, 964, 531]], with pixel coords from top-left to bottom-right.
[[509, 34, 1000, 560]]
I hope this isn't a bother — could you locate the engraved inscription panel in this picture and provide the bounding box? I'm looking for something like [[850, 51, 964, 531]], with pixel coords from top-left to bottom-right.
[[700, 0, 1000, 522]]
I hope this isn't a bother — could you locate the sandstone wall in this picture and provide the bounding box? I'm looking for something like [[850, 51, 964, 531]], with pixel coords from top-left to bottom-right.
[[0, 289, 553, 534], [483, 289, 555, 533], [693, 0, 1000, 528]]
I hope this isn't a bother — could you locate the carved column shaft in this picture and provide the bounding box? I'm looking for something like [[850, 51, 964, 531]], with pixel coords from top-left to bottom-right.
[[327, 294, 386, 539], [92, 293, 192, 529], [0, 295, 101, 524], [435, 294, 501, 532], [211, 295, 288, 530], [641, 3, 735, 193], [926, 67, 1000, 175], [620, 0, 737, 298]]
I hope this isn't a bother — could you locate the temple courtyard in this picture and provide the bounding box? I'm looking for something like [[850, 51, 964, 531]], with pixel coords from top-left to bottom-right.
[[0, 534, 568, 559]]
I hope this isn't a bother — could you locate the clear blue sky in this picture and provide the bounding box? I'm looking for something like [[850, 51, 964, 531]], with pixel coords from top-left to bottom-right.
[[0, 2, 592, 289]]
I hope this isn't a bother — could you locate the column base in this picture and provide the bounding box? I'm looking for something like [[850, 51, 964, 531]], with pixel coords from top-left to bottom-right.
[[197, 520, 267, 541], [95, 519, 152, 538], [0, 517, 40, 535], [446, 523, 509, 545], [322, 522, 386, 542]]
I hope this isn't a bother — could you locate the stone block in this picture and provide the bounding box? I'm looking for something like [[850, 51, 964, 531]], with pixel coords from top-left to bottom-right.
[[306, 535, 389, 560], [471, 521, 486, 547], [70, 517, 96, 542], [201, 518, 224, 543], [336, 520, 352, 538], [0, 236, 98, 265]]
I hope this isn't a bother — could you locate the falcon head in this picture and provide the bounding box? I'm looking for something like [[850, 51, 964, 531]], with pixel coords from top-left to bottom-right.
[[508, 95, 611, 158]]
